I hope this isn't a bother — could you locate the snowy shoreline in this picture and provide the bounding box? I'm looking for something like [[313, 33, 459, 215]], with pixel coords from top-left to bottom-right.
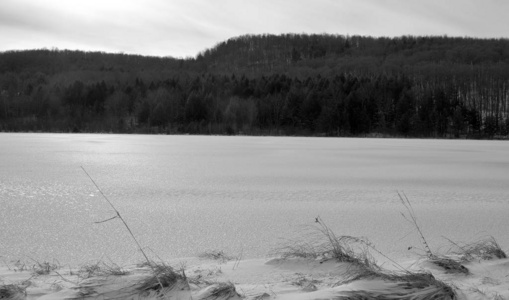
[[2, 223, 508, 300], [1, 254, 509, 299]]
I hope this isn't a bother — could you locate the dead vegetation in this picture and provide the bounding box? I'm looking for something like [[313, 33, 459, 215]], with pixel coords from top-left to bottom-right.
[[3, 175, 505, 300], [333, 284, 456, 300], [446, 236, 507, 262], [3, 258, 59, 276], [272, 216, 377, 267], [194, 282, 242, 300], [137, 263, 186, 294], [198, 250, 234, 262], [77, 261, 130, 278], [71, 262, 190, 300], [273, 214, 459, 299], [32, 260, 59, 276], [398, 192, 471, 275]]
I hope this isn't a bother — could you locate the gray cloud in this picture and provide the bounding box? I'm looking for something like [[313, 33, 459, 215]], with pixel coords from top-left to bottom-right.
[[1, 0, 508, 57]]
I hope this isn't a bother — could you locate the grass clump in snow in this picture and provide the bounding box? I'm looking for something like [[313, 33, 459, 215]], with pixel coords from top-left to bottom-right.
[[446, 236, 507, 262], [274, 216, 458, 300], [4, 258, 59, 276], [72, 262, 190, 299], [82, 167, 180, 293], [427, 257, 470, 274], [273, 216, 377, 268], [398, 192, 470, 275], [335, 262, 457, 299], [335, 283, 456, 300], [4, 258, 59, 275], [78, 261, 130, 278], [137, 262, 186, 293], [32, 261, 59, 275], [198, 250, 234, 262]]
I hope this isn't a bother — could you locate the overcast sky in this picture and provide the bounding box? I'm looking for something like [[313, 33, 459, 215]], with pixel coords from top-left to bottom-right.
[[2, 0, 508, 58]]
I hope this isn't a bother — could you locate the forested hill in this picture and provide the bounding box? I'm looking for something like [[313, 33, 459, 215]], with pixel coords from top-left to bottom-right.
[[198, 34, 509, 75], [1, 34, 509, 138]]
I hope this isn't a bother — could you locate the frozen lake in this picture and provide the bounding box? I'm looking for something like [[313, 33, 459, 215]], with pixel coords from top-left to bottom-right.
[[1, 133, 508, 266]]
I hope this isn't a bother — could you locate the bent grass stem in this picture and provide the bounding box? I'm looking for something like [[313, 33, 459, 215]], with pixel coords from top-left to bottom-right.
[[80, 166, 165, 291]]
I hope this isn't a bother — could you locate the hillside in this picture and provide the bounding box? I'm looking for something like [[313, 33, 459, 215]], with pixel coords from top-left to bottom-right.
[[1, 34, 509, 137], [198, 34, 509, 75]]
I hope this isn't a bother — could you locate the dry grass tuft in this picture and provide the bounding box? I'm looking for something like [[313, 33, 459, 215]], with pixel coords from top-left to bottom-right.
[[274, 215, 458, 300], [196, 282, 242, 300], [271, 241, 318, 260], [336, 261, 452, 287], [334, 281, 456, 300], [6, 258, 59, 275], [32, 261, 59, 275], [398, 192, 470, 275], [198, 250, 234, 262], [137, 262, 184, 292], [66, 262, 191, 300], [335, 264, 457, 299], [34, 261, 58, 275], [272, 217, 384, 285], [78, 261, 130, 278], [446, 236, 507, 262], [398, 192, 433, 258], [272, 216, 377, 269], [429, 257, 469, 274], [335, 260, 458, 299], [72, 262, 189, 299]]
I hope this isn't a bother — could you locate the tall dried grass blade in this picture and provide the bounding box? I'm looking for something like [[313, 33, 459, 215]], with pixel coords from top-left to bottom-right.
[[398, 191, 434, 258], [80, 166, 167, 291]]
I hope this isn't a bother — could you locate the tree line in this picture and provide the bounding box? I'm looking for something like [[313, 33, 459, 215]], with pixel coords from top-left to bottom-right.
[[1, 34, 508, 138]]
